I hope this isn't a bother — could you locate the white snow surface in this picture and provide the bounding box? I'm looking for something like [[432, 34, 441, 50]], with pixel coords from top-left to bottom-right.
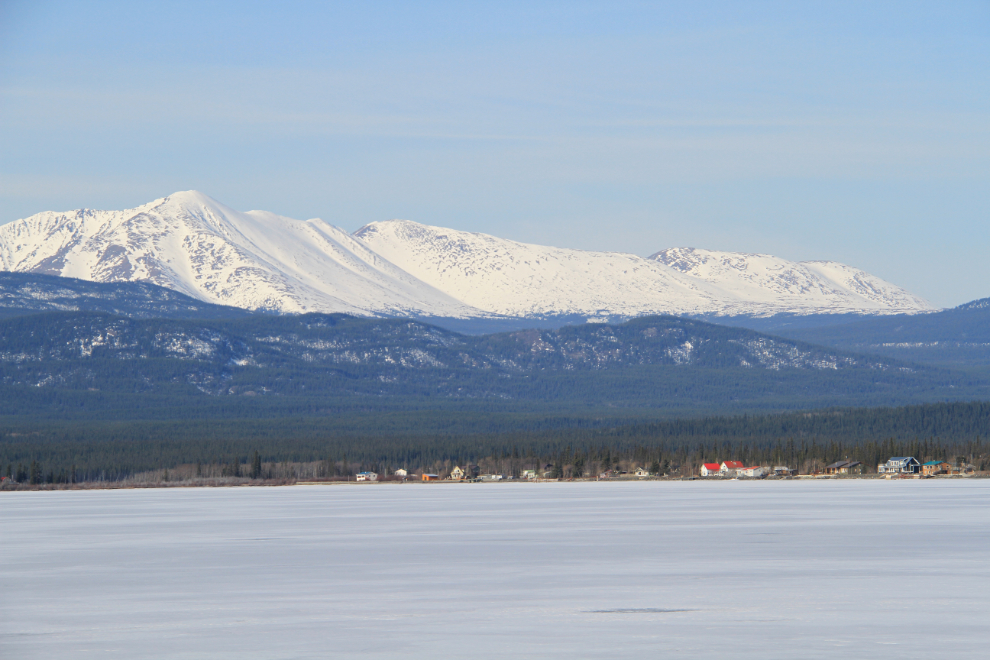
[[0, 192, 476, 317], [356, 222, 934, 317], [2, 481, 988, 659], [0, 191, 935, 318]]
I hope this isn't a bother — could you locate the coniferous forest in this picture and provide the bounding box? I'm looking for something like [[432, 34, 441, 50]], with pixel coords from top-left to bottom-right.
[[2, 280, 990, 486]]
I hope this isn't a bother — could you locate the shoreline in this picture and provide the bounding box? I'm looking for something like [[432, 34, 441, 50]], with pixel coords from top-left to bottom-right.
[[2, 472, 984, 492]]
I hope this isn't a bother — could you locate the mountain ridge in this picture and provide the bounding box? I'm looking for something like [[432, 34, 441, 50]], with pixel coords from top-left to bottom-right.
[[1, 191, 936, 320]]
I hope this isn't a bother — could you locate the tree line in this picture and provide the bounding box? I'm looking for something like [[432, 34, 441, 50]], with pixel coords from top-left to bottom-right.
[[3, 401, 989, 485]]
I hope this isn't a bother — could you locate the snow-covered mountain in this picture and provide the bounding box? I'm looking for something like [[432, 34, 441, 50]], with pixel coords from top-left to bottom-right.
[[355, 220, 934, 317], [0, 191, 935, 319], [0, 192, 477, 317]]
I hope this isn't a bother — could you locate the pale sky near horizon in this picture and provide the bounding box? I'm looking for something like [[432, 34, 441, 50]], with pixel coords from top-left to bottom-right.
[[1, 1, 987, 307]]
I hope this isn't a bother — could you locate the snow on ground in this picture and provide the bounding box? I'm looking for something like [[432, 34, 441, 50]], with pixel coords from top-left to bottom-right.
[[2, 480, 988, 659]]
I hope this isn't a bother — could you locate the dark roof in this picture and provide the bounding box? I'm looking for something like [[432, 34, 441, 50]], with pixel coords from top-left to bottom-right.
[[826, 460, 861, 469]]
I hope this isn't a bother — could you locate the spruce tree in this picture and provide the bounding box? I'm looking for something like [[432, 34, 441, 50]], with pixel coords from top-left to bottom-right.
[[250, 450, 262, 479]]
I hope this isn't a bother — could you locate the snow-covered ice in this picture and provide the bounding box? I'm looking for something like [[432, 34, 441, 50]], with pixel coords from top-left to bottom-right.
[[2, 480, 988, 659]]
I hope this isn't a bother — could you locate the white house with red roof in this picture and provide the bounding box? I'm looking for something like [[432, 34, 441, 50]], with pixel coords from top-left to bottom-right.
[[720, 461, 744, 476], [700, 463, 722, 477]]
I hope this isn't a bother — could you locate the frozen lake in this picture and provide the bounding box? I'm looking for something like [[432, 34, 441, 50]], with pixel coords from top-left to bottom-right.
[[3, 480, 989, 659]]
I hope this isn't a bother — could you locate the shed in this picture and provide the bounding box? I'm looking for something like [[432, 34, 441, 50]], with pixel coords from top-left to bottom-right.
[[421, 473, 439, 481]]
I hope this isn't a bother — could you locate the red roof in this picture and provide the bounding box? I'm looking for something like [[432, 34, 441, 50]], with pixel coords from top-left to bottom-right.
[[722, 461, 744, 468], [702, 463, 721, 470]]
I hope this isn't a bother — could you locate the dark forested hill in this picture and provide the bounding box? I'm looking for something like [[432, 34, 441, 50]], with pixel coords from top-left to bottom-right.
[[775, 298, 990, 367], [0, 272, 256, 320], [1, 311, 988, 420]]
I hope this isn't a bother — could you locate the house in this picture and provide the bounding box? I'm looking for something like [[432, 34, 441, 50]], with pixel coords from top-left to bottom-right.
[[825, 460, 862, 475], [737, 466, 767, 478], [598, 469, 614, 479], [700, 463, 722, 477], [356, 471, 377, 482], [522, 469, 537, 480], [394, 468, 408, 478], [878, 457, 921, 474], [479, 474, 503, 481], [634, 467, 650, 478], [421, 473, 439, 481], [720, 461, 744, 477], [921, 460, 949, 476], [773, 466, 794, 476], [451, 464, 480, 480]]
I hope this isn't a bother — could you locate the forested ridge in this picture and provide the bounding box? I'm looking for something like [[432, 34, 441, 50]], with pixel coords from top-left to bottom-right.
[[2, 300, 990, 485], [3, 311, 989, 415]]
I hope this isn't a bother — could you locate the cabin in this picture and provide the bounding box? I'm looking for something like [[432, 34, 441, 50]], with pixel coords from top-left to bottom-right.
[[421, 473, 439, 481], [394, 468, 408, 478], [355, 471, 377, 482], [700, 463, 722, 477], [634, 467, 650, 478], [720, 461, 744, 477], [824, 460, 862, 475], [878, 457, 920, 474], [737, 466, 767, 478], [921, 460, 949, 476], [773, 466, 794, 476], [450, 464, 480, 480], [522, 469, 537, 480]]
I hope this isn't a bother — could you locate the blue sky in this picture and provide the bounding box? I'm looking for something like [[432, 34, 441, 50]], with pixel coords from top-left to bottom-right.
[[1, 1, 987, 306]]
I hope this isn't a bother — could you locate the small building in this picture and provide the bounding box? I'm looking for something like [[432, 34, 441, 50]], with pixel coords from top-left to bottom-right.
[[720, 461, 744, 477], [773, 466, 794, 476], [479, 474, 503, 482], [394, 468, 408, 478], [700, 463, 722, 477], [921, 460, 949, 476], [522, 469, 538, 480], [421, 473, 439, 481], [598, 470, 614, 479], [450, 464, 480, 480], [634, 467, 650, 478], [825, 460, 862, 475], [878, 457, 921, 474], [737, 466, 767, 478], [356, 471, 378, 482]]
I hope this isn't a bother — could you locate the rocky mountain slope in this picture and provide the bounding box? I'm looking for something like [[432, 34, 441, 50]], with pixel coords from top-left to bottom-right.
[[0, 272, 254, 320], [2, 312, 985, 414], [1, 191, 935, 319]]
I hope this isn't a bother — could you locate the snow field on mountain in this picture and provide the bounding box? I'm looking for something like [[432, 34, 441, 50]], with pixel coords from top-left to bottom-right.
[[0, 191, 935, 318]]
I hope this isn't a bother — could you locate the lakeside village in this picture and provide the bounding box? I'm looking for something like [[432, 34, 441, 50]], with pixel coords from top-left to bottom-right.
[[1, 454, 981, 490], [344, 456, 979, 483]]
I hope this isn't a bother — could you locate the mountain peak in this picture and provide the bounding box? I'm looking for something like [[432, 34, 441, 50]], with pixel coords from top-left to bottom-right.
[[1, 193, 938, 319]]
